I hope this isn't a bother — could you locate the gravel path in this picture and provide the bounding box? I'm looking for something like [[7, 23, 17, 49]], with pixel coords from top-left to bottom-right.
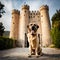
[[0, 48, 60, 60]]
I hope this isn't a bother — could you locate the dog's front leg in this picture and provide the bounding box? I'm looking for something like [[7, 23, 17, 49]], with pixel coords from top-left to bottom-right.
[[30, 46, 32, 55], [28, 45, 32, 57], [35, 47, 38, 56]]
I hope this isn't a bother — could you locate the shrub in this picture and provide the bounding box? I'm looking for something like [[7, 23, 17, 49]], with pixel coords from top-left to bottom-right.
[[0, 37, 16, 50], [51, 9, 60, 48], [49, 44, 55, 48], [51, 27, 60, 48]]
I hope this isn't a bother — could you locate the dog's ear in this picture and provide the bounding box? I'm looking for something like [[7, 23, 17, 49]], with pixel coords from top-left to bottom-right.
[[27, 25, 29, 28], [37, 25, 39, 28]]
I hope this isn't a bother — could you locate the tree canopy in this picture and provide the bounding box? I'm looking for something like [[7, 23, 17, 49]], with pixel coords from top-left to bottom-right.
[[0, 2, 5, 18], [51, 9, 60, 48], [51, 9, 60, 28], [0, 22, 5, 36]]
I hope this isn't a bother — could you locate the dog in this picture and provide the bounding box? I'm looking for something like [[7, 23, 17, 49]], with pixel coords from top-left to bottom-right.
[[27, 23, 42, 57]]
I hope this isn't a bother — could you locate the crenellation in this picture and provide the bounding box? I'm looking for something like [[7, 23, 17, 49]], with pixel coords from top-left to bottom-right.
[[36, 11, 40, 15], [40, 5, 49, 11], [30, 11, 40, 16], [12, 9, 20, 15], [22, 4, 29, 10]]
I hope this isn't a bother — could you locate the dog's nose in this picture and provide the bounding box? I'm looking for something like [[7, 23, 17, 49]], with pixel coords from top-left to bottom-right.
[[32, 26, 35, 30]]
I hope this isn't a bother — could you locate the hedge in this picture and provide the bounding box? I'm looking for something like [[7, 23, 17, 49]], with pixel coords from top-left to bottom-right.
[[0, 37, 16, 50], [51, 27, 60, 48]]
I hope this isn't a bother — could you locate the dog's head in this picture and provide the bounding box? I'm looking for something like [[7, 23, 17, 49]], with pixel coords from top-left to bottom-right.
[[27, 23, 39, 35]]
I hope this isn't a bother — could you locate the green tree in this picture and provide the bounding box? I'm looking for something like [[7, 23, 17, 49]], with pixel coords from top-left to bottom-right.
[[51, 9, 60, 27], [51, 27, 60, 48], [0, 2, 5, 18], [0, 2, 5, 36], [51, 9, 60, 48], [0, 22, 5, 36]]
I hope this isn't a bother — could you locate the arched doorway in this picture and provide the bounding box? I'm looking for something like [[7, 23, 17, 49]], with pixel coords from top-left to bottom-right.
[[25, 33, 29, 47]]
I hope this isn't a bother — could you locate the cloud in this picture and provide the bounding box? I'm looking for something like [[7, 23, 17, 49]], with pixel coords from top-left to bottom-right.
[[26, 0, 41, 10], [0, 0, 13, 31], [3, 0, 13, 12]]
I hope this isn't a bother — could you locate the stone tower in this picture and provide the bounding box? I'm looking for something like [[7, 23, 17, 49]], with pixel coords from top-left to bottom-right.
[[19, 5, 30, 47], [40, 5, 51, 47], [10, 9, 20, 40]]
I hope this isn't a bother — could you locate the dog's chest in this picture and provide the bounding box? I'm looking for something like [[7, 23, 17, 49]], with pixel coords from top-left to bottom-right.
[[28, 34, 37, 41], [27, 33, 37, 48], [31, 36, 37, 48]]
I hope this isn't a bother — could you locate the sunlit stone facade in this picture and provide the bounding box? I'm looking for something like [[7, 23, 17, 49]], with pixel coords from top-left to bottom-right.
[[10, 4, 51, 47]]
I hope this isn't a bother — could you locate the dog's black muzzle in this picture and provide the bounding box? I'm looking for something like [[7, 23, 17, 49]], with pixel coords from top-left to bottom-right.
[[32, 26, 37, 32]]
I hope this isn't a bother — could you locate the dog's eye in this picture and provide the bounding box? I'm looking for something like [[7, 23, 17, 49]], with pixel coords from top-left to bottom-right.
[[31, 24, 32, 26], [27, 25, 29, 28], [37, 25, 39, 28], [34, 24, 35, 25]]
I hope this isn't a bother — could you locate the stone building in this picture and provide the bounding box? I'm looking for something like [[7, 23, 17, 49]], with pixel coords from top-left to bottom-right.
[[10, 4, 51, 47]]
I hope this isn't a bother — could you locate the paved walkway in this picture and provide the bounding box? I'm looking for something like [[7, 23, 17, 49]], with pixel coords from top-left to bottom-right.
[[0, 48, 60, 60]]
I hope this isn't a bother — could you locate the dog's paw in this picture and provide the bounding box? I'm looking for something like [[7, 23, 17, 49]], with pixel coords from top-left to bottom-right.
[[28, 54, 32, 58], [36, 55, 39, 58], [40, 53, 43, 56]]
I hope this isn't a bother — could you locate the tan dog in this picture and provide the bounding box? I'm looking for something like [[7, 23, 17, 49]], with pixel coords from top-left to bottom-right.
[[27, 23, 42, 57]]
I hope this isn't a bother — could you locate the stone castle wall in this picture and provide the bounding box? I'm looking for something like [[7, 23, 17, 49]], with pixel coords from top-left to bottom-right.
[[10, 4, 51, 47]]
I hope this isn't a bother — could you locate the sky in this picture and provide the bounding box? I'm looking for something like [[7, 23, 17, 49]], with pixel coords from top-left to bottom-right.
[[0, 0, 60, 31]]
